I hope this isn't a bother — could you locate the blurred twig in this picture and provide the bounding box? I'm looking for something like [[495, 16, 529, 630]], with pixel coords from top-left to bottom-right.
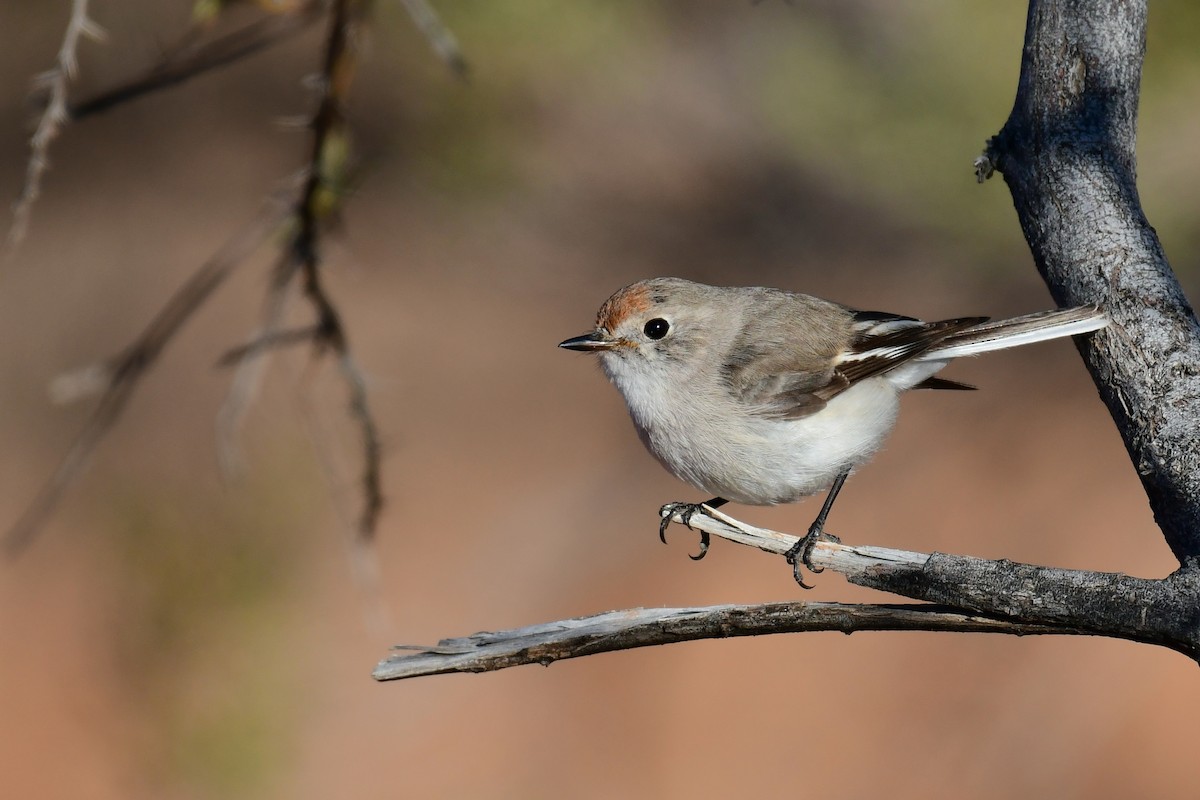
[[291, 0, 384, 540], [214, 253, 301, 477], [219, 0, 382, 539], [7, 0, 106, 250], [396, 0, 469, 79], [216, 323, 318, 367], [3, 186, 295, 555], [69, 1, 327, 120]]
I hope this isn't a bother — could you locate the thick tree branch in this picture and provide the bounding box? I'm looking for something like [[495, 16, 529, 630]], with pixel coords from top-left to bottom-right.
[[674, 510, 1200, 658], [978, 0, 1200, 561]]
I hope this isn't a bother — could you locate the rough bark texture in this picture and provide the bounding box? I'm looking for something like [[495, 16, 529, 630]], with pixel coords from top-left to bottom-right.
[[983, 0, 1200, 561], [852, 552, 1200, 658]]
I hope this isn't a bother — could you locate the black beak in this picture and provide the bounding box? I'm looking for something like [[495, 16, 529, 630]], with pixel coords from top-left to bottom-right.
[[558, 331, 618, 352]]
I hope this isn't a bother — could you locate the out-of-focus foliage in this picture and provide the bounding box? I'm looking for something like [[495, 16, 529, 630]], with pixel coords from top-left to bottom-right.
[[108, 466, 315, 798], [363, 1, 1200, 272]]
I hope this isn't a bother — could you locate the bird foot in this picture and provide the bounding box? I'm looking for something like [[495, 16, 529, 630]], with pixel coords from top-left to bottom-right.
[[783, 526, 842, 589], [658, 502, 716, 561]]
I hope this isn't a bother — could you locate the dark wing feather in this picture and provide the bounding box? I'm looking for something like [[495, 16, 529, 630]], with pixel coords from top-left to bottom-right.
[[914, 376, 977, 391], [836, 315, 988, 386]]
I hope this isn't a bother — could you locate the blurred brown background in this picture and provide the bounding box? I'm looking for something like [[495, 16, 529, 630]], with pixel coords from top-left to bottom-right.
[[2, 2, 1199, 798]]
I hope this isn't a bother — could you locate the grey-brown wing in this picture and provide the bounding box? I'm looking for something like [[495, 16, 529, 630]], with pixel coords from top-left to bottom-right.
[[725, 302, 987, 420], [720, 291, 855, 420]]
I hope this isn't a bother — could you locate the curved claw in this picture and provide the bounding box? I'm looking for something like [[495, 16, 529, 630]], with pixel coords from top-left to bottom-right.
[[790, 558, 815, 590], [784, 528, 842, 590], [784, 548, 815, 590], [658, 513, 673, 545], [658, 502, 712, 560]]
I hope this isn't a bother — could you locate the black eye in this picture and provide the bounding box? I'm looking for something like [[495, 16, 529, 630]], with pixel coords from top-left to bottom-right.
[[643, 318, 670, 340]]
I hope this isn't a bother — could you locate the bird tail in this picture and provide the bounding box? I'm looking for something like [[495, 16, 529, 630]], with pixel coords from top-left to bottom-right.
[[921, 306, 1107, 360]]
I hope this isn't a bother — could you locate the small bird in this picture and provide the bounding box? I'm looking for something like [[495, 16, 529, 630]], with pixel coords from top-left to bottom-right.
[[559, 277, 1107, 586]]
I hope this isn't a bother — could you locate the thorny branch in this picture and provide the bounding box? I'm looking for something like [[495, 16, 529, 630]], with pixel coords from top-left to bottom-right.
[[7, 0, 106, 249]]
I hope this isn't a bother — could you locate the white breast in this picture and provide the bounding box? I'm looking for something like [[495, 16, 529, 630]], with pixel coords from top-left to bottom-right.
[[608, 354, 904, 505]]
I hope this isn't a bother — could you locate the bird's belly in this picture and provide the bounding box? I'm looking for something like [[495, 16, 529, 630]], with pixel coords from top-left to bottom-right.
[[642, 379, 901, 505]]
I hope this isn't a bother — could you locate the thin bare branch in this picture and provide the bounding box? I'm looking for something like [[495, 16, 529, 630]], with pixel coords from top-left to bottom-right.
[[397, 0, 469, 79], [69, 1, 326, 120], [216, 324, 317, 367], [215, 254, 303, 477], [372, 603, 1078, 681], [7, 0, 107, 250], [335, 352, 384, 537], [3, 187, 295, 556], [290, 0, 384, 541], [293, 361, 391, 635]]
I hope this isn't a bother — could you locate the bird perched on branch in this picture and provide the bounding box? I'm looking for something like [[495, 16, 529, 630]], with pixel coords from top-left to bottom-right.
[[561, 277, 1107, 587]]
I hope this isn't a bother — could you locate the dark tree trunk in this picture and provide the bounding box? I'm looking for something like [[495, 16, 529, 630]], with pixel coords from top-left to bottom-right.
[[982, 0, 1200, 563]]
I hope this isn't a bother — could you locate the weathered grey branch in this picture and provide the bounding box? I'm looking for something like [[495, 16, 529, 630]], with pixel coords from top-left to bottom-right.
[[374, 509, 1200, 679], [374, 603, 1077, 681], [978, 0, 1200, 561]]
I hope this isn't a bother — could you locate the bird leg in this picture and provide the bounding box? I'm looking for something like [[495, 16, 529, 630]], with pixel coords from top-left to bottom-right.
[[659, 497, 728, 561], [784, 471, 848, 589]]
